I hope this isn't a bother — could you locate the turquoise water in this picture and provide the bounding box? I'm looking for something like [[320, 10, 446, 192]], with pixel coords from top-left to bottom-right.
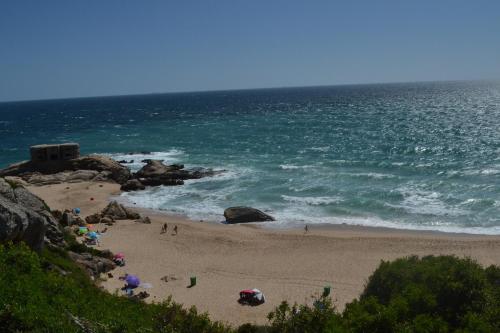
[[1, 81, 499, 233]]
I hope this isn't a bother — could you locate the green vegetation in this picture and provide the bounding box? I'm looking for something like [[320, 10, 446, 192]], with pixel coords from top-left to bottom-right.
[[1, 242, 499, 333], [0, 243, 231, 333]]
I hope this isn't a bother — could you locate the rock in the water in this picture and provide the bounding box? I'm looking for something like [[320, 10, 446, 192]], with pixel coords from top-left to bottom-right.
[[120, 179, 145, 192], [223, 206, 275, 224], [135, 160, 183, 178], [0, 178, 64, 251], [139, 177, 184, 187]]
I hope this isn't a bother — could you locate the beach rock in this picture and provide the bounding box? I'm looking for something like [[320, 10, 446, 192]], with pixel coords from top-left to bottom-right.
[[125, 208, 141, 220], [69, 155, 131, 184], [100, 216, 114, 226], [19, 170, 110, 185], [2, 177, 29, 192], [85, 213, 103, 224], [223, 206, 275, 224], [135, 216, 151, 224], [0, 154, 131, 185], [68, 251, 116, 278], [100, 201, 141, 220], [102, 201, 128, 219], [0, 178, 64, 251], [61, 210, 75, 226], [120, 179, 145, 192]]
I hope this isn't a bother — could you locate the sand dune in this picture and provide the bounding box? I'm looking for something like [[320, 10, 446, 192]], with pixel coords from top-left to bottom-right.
[[29, 182, 500, 326]]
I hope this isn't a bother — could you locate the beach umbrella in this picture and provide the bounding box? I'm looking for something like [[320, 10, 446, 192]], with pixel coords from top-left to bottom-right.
[[126, 275, 140, 288], [87, 231, 99, 239]]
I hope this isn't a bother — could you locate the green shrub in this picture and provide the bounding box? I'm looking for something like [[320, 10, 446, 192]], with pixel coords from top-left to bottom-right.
[[343, 255, 500, 332], [267, 298, 345, 333]]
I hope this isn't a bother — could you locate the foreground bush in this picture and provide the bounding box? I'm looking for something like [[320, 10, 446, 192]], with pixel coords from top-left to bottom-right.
[[263, 255, 500, 333], [0, 243, 231, 332], [343, 255, 500, 332]]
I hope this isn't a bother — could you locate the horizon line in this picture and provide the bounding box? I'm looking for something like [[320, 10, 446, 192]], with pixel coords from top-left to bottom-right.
[[0, 78, 495, 104]]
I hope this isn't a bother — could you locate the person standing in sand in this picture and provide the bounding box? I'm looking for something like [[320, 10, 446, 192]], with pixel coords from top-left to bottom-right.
[[161, 223, 168, 234], [173, 225, 178, 235], [304, 225, 309, 234]]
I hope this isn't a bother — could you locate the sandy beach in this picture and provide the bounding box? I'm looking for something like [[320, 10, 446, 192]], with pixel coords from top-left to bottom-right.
[[29, 181, 500, 326]]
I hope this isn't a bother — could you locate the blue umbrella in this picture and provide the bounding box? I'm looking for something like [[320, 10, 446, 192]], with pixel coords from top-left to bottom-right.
[[125, 275, 140, 288], [87, 231, 99, 239]]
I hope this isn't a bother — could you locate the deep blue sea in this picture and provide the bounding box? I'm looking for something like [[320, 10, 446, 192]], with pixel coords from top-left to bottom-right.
[[1, 81, 500, 234]]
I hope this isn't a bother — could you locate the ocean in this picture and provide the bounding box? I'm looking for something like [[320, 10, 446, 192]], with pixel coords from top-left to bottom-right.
[[1, 81, 499, 234]]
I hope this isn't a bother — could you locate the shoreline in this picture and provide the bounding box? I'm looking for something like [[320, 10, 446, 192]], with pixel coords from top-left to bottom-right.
[[114, 194, 500, 239], [27, 181, 500, 326]]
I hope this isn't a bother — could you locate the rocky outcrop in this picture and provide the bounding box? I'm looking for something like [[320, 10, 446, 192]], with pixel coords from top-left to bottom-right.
[[19, 170, 112, 186], [135, 160, 182, 178], [126, 159, 222, 191], [85, 201, 141, 224], [69, 155, 131, 184], [139, 177, 184, 187], [0, 178, 64, 251], [102, 201, 140, 220], [0, 154, 131, 185], [68, 251, 116, 278], [120, 179, 145, 192], [135, 216, 151, 224], [224, 207, 275, 224]]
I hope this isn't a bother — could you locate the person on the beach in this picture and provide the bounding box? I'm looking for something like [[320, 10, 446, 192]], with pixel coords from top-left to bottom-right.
[[161, 223, 168, 234], [173, 225, 178, 235], [304, 225, 309, 234]]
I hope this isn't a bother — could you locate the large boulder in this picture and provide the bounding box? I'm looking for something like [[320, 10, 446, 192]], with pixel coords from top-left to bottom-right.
[[120, 179, 145, 192], [135, 160, 183, 178], [85, 201, 141, 224], [223, 207, 275, 224], [0, 154, 131, 185], [129, 159, 222, 191], [0, 178, 64, 251]]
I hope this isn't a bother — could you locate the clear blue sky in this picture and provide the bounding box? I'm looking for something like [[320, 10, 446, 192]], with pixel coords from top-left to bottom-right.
[[1, 0, 499, 101]]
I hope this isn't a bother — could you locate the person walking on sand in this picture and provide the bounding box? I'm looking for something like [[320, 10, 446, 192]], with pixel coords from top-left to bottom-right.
[[173, 225, 178, 235], [304, 224, 309, 234], [161, 223, 167, 234]]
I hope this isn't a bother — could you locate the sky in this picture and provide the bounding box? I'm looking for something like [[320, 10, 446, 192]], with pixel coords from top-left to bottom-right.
[[1, 1, 499, 102]]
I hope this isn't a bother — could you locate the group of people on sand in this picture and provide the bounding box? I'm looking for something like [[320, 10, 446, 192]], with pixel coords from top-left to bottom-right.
[[160, 223, 178, 235]]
